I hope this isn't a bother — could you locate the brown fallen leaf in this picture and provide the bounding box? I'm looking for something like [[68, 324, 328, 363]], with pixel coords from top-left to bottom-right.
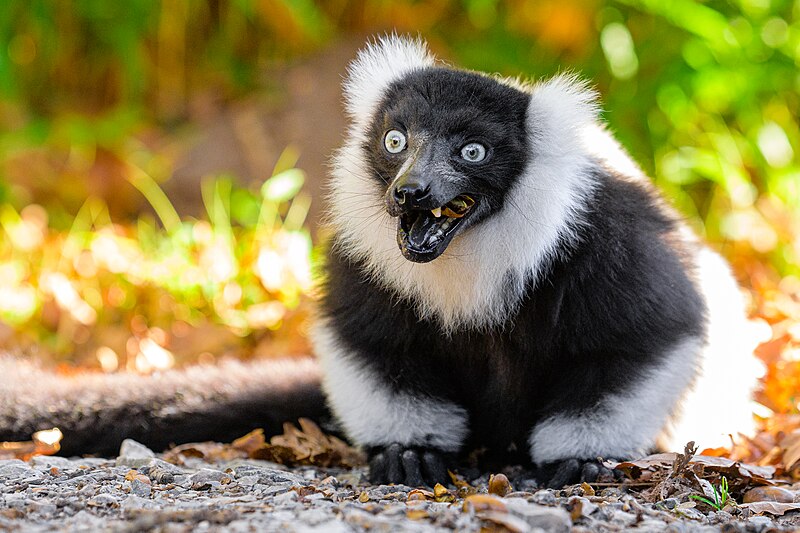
[[433, 483, 455, 503], [164, 419, 365, 468], [463, 494, 507, 513], [449, 470, 477, 497], [163, 441, 246, 465], [406, 509, 430, 520], [231, 428, 267, 455], [408, 489, 434, 501], [740, 501, 800, 516], [0, 428, 63, 461], [476, 511, 529, 533], [780, 429, 800, 471], [743, 486, 796, 503], [617, 452, 775, 484]]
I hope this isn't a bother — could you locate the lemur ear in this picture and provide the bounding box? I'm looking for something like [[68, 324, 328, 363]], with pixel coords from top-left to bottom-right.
[[526, 74, 601, 157], [343, 34, 435, 130]]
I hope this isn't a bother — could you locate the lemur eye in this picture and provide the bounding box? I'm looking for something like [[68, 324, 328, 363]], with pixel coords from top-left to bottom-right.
[[384, 130, 407, 154], [460, 142, 486, 162]]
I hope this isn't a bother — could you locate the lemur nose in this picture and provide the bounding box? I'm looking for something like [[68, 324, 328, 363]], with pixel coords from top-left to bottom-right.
[[393, 181, 431, 206]]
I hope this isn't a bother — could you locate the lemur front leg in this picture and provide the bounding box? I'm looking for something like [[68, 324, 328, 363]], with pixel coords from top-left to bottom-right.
[[530, 337, 703, 488], [312, 322, 468, 486]]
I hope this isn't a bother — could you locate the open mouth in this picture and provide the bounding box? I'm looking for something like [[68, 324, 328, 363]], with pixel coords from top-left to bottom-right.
[[396, 195, 477, 263]]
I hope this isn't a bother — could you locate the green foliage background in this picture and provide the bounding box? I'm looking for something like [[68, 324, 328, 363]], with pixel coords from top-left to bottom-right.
[[0, 0, 798, 366]]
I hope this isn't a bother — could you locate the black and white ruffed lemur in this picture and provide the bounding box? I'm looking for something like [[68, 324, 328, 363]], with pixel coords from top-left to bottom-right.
[[311, 36, 761, 488]]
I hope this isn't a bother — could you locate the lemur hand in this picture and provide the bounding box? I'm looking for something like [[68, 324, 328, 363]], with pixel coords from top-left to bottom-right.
[[536, 458, 624, 489], [368, 443, 450, 487]]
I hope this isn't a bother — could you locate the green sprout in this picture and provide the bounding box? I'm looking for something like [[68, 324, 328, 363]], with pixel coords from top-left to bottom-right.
[[689, 476, 731, 511]]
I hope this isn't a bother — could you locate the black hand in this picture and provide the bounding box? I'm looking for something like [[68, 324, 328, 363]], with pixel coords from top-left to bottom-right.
[[536, 457, 624, 488], [368, 444, 450, 487]]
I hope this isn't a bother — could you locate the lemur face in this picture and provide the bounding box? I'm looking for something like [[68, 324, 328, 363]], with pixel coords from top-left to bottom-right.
[[364, 67, 531, 263]]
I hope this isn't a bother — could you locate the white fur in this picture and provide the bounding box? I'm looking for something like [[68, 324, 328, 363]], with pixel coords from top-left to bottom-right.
[[328, 36, 601, 331], [343, 35, 435, 137], [660, 248, 763, 450], [310, 320, 469, 451], [529, 336, 704, 463]]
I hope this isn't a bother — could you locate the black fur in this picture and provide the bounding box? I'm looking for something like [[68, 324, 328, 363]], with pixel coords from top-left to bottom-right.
[[366, 67, 531, 228], [321, 166, 706, 472]]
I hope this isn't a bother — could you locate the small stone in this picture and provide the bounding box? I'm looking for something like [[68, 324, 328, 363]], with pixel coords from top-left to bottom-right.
[[28, 500, 57, 515], [505, 501, 572, 533], [87, 493, 119, 507], [130, 477, 152, 498], [237, 475, 259, 487], [747, 515, 776, 532], [116, 439, 155, 468], [121, 494, 156, 510], [275, 490, 299, 504], [319, 476, 339, 486], [29, 456, 72, 470], [0, 462, 33, 479], [531, 489, 557, 505], [488, 473, 513, 497], [188, 468, 229, 484], [656, 498, 679, 510]]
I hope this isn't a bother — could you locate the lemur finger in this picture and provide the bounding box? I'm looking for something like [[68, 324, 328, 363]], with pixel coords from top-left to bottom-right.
[[546, 458, 580, 488], [401, 449, 424, 487], [580, 461, 600, 482], [421, 450, 448, 486], [385, 443, 404, 484], [368, 451, 388, 484]]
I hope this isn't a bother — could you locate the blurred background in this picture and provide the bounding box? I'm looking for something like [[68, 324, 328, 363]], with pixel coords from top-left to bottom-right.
[[0, 1, 798, 420]]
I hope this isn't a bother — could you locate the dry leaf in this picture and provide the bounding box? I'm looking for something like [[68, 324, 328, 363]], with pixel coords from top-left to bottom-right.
[[433, 483, 455, 503], [163, 419, 365, 468], [0, 428, 63, 461], [740, 502, 800, 516], [743, 486, 795, 503], [463, 494, 507, 513], [408, 489, 434, 501], [780, 429, 800, 470], [163, 441, 246, 465], [406, 509, 430, 520], [476, 511, 529, 533]]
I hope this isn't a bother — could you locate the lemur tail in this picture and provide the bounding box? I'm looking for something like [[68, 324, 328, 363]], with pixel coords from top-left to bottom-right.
[[0, 356, 330, 457]]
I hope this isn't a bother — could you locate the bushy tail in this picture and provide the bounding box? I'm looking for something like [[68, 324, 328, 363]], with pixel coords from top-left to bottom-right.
[[0, 357, 329, 456], [661, 248, 764, 451]]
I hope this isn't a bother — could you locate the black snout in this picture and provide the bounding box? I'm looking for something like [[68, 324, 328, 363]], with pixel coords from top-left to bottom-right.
[[393, 180, 431, 207]]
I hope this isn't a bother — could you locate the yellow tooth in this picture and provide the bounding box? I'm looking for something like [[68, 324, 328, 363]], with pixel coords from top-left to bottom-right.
[[431, 207, 442, 218]]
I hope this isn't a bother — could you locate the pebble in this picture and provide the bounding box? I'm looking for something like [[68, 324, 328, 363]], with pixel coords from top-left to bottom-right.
[[2, 453, 800, 532], [115, 439, 156, 468]]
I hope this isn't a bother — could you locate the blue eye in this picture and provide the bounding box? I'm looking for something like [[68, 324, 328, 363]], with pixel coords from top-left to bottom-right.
[[461, 143, 486, 162], [384, 130, 407, 153]]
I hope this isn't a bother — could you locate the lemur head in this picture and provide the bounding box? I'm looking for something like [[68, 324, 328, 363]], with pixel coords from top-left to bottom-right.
[[367, 68, 530, 262], [329, 35, 608, 329]]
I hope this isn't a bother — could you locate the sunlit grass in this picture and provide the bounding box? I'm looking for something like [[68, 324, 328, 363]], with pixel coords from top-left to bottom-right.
[[0, 157, 313, 373]]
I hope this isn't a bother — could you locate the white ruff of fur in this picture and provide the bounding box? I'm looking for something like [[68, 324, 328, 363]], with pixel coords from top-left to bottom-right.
[[328, 36, 601, 332], [343, 35, 435, 141], [310, 321, 469, 451], [528, 336, 703, 463]]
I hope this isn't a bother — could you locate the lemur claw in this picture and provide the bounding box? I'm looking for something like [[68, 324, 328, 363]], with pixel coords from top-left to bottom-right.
[[368, 444, 449, 487], [536, 458, 624, 489]]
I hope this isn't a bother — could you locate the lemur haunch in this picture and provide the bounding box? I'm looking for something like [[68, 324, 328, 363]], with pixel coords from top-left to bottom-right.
[[311, 36, 760, 488]]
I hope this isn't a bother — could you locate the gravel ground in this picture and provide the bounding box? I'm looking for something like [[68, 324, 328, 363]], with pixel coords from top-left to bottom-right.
[[1, 441, 799, 532]]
